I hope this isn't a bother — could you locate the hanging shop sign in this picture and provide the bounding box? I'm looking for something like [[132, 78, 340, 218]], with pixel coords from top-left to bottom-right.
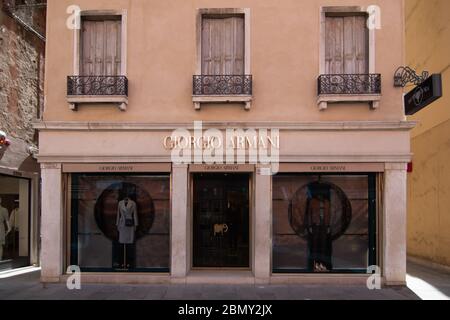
[[405, 74, 443, 116]]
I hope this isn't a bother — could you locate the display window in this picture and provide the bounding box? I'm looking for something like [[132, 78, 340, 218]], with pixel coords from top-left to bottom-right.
[[272, 174, 377, 273], [70, 174, 170, 272], [0, 174, 31, 271]]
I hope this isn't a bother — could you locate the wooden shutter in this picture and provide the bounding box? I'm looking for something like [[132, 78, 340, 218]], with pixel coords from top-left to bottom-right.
[[202, 16, 244, 75], [325, 15, 368, 74], [81, 18, 121, 76]]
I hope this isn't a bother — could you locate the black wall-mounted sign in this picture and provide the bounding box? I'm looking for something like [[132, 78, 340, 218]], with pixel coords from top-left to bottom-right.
[[405, 74, 443, 115]]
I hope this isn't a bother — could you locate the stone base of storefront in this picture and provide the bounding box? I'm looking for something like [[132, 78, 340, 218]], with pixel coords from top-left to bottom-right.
[[53, 272, 395, 286]]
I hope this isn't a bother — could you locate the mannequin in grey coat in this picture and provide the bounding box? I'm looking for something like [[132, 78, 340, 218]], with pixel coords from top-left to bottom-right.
[[116, 197, 139, 244], [0, 198, 11, 260]]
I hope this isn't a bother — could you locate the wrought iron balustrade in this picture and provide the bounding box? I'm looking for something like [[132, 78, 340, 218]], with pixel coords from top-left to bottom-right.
[[67, 76, 128, 96], [318, 74, 381, 95], [193, 75, 252, 96]]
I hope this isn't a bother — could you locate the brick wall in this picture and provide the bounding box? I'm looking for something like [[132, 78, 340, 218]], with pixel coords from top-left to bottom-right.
[[0, 0, 45, 149]]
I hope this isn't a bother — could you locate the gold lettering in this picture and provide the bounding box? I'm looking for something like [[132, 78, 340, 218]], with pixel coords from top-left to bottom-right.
[[268, 136, 279, 148], [237, 136, 245, 149], [163, 136, 174, 149]]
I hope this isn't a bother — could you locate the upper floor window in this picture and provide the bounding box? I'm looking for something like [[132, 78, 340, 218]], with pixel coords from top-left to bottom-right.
[[80, 16, 122, 76], [318, 8, 381, 110], [67, 11, 128, 111], [193, 9, 252, 110]]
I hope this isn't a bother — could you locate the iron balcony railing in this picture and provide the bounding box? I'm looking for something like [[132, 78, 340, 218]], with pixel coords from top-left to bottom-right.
[[193, 75, 252, 96], [67, 76, 128, 96], [318, 74, 381, 95]]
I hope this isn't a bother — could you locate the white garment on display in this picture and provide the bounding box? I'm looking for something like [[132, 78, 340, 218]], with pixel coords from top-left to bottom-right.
[[9, 208, 19, 231], [0, 205, 11, 260], [116, 198, 139, 244], [0, 206, 10, 245]]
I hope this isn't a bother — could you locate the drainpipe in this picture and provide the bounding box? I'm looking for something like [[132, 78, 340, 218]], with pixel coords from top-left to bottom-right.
[[2, 0, 46, 42]]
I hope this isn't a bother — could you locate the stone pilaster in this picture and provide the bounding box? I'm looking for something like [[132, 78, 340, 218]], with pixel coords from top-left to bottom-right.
[[383, 163, 408, 285], [171, 164, 189, 280], [254, 165, 272, 284], [40, 163, 63, 283]]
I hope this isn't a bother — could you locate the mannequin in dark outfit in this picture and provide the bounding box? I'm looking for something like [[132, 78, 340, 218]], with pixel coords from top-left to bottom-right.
[[305, 185, 333, 272]]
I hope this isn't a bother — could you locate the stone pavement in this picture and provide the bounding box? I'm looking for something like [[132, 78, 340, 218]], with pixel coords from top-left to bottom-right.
[[406, 260, 450, 300], [0, 269, 421, 300]]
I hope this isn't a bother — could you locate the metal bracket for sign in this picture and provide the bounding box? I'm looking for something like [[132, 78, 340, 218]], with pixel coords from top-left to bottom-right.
[[394, 66, 429, 87]]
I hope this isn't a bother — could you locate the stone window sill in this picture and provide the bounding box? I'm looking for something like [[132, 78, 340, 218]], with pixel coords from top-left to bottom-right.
[[67, 95, 128, 111], [317, 94, 381, 111], [192, 95, 252, 111]]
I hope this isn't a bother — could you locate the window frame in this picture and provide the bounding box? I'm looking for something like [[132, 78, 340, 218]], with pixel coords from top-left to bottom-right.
[[318, 6, 380, 110], [73, 10, 127, 77], [271, 172, 378, 274], [69, 172, 171, 274], [68, 10, 128, 111], [193, 8, 252, 110]]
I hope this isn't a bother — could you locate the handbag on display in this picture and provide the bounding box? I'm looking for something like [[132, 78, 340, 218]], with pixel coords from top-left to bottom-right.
[[125, 217, 134, 227]]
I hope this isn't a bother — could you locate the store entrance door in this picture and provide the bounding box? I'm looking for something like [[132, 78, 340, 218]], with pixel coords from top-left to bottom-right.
[[193, 173, 250, 268]]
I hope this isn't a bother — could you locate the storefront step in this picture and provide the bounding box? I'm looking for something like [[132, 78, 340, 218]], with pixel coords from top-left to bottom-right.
[[270, 274, 371, 285], [186, 271, 255, 285], [59, 273, 171, 285]]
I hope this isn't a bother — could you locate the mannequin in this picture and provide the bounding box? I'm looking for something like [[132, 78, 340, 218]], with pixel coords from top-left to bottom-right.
[[305, 185, 332, 272], [116, 196, 139, 244], [0, 197, 11, 260], [9, 205, 19, 256], [116, 195, 138, 269]]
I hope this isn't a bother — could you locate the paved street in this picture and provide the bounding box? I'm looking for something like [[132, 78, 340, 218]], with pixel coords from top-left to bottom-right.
[[406, 260, 450, 300], [0, 261, 448, 300], [0, 273, 415, 300]]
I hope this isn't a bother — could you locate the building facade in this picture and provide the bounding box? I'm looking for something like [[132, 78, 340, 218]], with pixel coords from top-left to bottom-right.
[[36, 0, 413, 285], [0, 0, 46, 271], [406, 0, 450, 268]]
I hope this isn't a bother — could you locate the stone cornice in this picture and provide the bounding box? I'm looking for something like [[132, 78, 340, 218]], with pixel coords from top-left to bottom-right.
[[33, 121, 417, 132], [36, 154, 413, 164]]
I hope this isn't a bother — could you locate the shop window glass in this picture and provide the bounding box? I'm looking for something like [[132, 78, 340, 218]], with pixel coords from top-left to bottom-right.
[[70, 174, 170, 272], [0, 175, 30, 270], [272, 174, 376, 273]]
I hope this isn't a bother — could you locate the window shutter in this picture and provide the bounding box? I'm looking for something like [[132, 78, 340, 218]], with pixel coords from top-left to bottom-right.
[[326, 15, 368, 75], [325, 17, 344, 74], [232, 17, 245, 75], [81, 19, 121, 76], [81, 20, 96, 75], [353, 16, 368, 74], [104, 20, 122, 76], [202, 16, 244, 75]]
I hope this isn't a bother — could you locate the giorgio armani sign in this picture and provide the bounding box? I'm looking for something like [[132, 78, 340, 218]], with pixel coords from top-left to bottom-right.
[[162, 121, 280, 174]]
